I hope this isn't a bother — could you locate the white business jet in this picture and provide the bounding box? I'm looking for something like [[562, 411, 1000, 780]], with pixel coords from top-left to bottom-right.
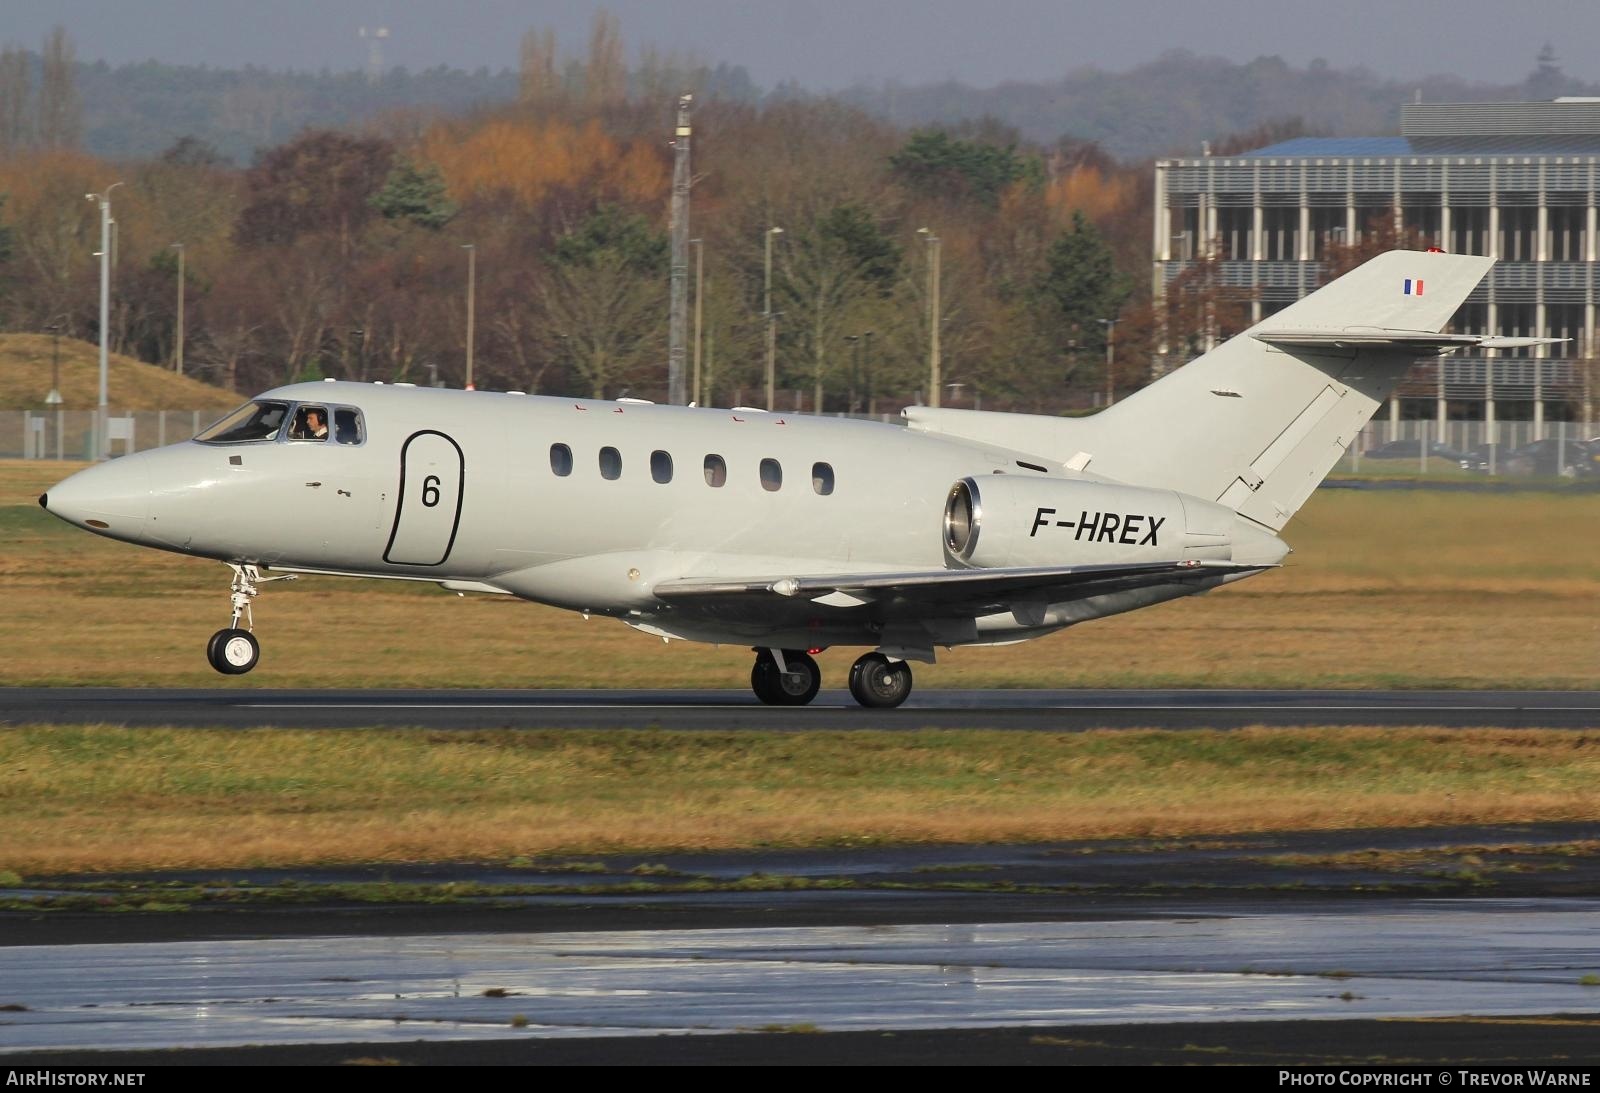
[[41, 250, 1536, 707]]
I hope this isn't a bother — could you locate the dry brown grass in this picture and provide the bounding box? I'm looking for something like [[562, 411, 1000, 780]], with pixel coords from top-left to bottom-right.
[[0, 334, 237, 412], [3, 460, 1597, 689], [5, 725, 1599, 873]]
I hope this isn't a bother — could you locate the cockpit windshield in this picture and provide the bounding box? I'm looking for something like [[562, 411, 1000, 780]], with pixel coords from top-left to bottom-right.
[[195, 400, 290, 444]]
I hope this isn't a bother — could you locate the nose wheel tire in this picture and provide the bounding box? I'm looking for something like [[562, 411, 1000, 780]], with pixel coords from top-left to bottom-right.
[[751, 649, 821, 706], [848, 653, 912, 708], [207, 628, 259, 675]]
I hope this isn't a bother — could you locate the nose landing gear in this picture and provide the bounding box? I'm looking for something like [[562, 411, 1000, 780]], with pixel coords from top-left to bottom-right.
[[206, 563, 295, 676]]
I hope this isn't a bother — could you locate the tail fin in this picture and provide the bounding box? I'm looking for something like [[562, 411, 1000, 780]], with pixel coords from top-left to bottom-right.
[[907, 249, 1494, 531], [1083, 249, 1491, 529]]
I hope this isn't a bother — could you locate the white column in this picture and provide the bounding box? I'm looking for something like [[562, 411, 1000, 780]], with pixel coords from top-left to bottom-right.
[[1488, 161, 1500, 258], [1440, 161, 1451, 251], [1346, 162, 1357, 240], [1393, 161, 1403, 236], [1154, 162, 1169, 260]]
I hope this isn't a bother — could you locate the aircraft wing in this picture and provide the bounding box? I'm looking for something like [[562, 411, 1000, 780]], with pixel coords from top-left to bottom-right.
[[653, 558, 1273, 618]]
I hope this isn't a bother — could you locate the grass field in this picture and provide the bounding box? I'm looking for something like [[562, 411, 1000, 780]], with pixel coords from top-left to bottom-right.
[[5, 725, 1600, 873], [0, 334, 236, 413], [2, 460, 1596, 689]]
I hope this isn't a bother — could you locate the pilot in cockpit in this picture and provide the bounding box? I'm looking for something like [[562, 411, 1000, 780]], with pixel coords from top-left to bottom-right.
[[290, 407, 328, 441]]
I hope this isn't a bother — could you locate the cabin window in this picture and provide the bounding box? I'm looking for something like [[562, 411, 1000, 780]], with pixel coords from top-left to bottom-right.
[[651, 450, 673, 484], [760, 458, 782, 492], [288, 405, 330, 442], [334, 407, 363, 445], [599, 446, 622, 480], [703, 454, 727, 487], [550, 443, 573, 476], [195, 400, 289, 444], [812, 462, 835, 496]]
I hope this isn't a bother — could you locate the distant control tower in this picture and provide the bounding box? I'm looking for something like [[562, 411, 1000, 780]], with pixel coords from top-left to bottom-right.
[[359, 26, 389, 84]]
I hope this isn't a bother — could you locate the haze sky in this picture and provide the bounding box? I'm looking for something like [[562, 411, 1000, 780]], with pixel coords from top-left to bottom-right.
[[5, 0, 1598, 88]]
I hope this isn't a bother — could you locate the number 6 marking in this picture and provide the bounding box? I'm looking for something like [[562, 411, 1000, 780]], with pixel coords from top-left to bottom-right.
[[422, 475, 441, 507]]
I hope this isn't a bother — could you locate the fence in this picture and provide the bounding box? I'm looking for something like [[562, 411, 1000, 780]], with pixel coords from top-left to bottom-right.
[[3, 408, 1594, 479], [1337, 416, 1597, 476], [0, 410, 216, 461]]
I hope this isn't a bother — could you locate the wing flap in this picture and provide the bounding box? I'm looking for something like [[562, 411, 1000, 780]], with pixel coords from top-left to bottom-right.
[[654, 559, 1273, 617]]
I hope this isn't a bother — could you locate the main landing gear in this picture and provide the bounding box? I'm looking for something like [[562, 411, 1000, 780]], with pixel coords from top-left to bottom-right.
[[206, 564, 294, 676], [748, 648, 914, 709], [751, 648, 821, 706]]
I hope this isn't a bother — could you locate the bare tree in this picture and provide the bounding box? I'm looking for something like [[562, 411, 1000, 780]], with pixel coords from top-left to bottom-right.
[[519, 28, 560, 105], [542, 250, 664, 397], [0, 46, 31, 157], [37, 27, 80, 151], [584, 9, 626, 108]]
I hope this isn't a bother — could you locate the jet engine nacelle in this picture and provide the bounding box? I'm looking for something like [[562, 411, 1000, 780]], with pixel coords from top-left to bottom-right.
[[943, 475, 1248, 568]]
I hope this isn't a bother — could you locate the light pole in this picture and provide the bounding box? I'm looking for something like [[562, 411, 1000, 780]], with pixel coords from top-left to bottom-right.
[[764, 226, 783, 411], [461, 243, 477, 390], [862, 330, 875, 415], [1098, 317, 1118, 407], [87, 182, 122, 460], [170, 243, 185, 376], [45, 323, 62, 460], [918, 227, 941, 408], [691, 238, 703, 405]]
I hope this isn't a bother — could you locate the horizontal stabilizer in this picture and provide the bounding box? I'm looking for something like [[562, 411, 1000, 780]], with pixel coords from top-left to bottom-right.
[[1253, 329, 1564, 353]]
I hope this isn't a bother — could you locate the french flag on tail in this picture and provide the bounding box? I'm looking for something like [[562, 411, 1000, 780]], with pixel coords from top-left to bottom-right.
[[1403, 278, 1424, 295]]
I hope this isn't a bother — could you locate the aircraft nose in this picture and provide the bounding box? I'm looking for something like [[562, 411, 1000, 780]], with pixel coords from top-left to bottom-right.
[[42, 457, 152, 543]]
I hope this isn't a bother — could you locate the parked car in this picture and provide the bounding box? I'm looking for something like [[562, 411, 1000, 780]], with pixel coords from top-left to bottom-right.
[[1362, 439, 1470, 461], [1461, 439, 1596, 476], [1502, 439, 1598, 477]]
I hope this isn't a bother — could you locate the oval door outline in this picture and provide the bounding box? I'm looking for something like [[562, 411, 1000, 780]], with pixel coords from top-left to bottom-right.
[[384, 430, 466, 566]]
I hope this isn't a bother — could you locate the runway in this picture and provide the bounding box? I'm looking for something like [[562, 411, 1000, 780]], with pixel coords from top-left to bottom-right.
[[2, 686, 1598, 729], [6, 901, 1600, 1059], [7, 824, 1600, 1064]]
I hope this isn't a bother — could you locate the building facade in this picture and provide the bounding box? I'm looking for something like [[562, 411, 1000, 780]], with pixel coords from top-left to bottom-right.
[[1152, 100, 1600, 431]]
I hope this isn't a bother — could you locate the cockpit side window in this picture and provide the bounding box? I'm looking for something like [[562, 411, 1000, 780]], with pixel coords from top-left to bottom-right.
[[195, 400, 289, 444], [288, 405, 330, 442], [333, 407, 363, 445]]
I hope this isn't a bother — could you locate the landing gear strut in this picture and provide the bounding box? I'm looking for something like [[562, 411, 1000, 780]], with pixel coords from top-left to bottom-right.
[[848, 652, 913, 709], [206, 563, 293, 676], [750, 648, 821, 706]]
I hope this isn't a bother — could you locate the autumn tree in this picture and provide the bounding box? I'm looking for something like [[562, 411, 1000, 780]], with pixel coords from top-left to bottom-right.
[[235, 130, 394, 258], [1157, 251, 1255, 364], [541, 205, 667, 398], [1320, 214, 1432, 280]]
